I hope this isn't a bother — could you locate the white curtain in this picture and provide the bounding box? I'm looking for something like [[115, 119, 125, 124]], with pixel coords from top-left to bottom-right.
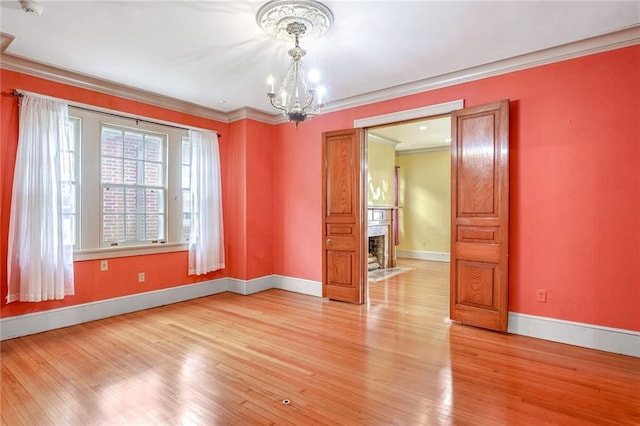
[[188, 129, 225, 275], [7, 95, 75, 303]]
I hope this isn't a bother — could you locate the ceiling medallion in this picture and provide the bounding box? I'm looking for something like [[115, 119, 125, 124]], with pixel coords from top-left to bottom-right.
[[256, 0, 334, 41]]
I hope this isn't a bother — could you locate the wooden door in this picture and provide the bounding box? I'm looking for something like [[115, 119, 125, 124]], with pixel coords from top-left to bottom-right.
[[322, 129, 366, 303], [450, 100, 509, 331]]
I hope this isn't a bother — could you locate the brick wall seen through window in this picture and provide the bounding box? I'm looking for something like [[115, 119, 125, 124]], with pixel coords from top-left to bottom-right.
[[100, 125, 166, 246]]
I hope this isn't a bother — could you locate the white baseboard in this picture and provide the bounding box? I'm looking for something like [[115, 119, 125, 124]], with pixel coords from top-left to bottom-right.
[[228, 275, 276, 295], [274, 275, 323, 297], [3, 275, 637, 358], [396, 249, 450, 262], [0, 274, 323, 341], [0, 278, 230, 341], [508, 312, 640, 358]]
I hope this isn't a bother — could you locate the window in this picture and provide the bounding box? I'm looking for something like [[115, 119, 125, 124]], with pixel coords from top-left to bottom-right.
[[100, 125, 166, 246], [62, 117, 81, 247], [69, 107, 192, 260], [181, 136, 191, 241]]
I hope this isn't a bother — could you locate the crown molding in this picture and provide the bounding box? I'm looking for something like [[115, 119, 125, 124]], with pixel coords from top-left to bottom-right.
[[227, 107, 283, 125], [1, 26, 637, 126], [0, 53, 229, 123], [368, 133, 401, 147], [395, 146, 450, 156], [1, 33, 15, 53], [326, 25, 640, 114]]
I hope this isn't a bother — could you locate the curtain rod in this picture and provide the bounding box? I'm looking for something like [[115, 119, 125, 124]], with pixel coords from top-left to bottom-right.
[[10, 90, 221, 138]]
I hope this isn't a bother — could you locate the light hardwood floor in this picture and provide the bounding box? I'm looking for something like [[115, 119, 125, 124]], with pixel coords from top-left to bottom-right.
[[2, 259, 639, 425]]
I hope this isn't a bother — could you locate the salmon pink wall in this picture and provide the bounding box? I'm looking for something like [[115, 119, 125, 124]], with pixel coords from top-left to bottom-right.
[[224, 120, 248, 279], [272, 120, 325, 281], [223, 119, 275, 280], [273, 46, 640, 331], [2, 46, 638, 332], [245, 119, 274, 279], [0, 70, 229, 318]]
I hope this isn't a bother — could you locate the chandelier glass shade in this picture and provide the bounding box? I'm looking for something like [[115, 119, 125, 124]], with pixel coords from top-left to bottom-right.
[[267, 22, 324, 127], [257, 0, 333, 127]]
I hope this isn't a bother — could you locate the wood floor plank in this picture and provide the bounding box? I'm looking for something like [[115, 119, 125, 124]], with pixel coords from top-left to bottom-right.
[[2, 259, 639, 425]]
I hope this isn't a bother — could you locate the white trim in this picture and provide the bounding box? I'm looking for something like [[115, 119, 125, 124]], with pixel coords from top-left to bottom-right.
[[2, 54, 228, 123], [368, 133, 401, 147], [1, 32, 15, 53], [227, 275, 276, 296], [396, 250, 450, 262], [396, 146, 451, 156], [73, 243, 188, 261], [354, 100, 464, 128], [331, 26, 640, 114], [2, 27, 638, 123], [508, 312, 640, 358], [0, 274, 322, 341], [0, 278, 230, 340], [16, 90, 219, 134], [2, 274, 637, 358], [274, 275, 323, 297], [226, 107, 282, 125]]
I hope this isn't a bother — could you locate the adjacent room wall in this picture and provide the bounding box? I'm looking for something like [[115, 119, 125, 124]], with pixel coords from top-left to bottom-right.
[[395, 150, 451, 255], [367, 140, 396, 206]]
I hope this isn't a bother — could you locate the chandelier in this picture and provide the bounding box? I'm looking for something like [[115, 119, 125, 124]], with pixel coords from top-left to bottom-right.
[[256, 0, 334, 127]]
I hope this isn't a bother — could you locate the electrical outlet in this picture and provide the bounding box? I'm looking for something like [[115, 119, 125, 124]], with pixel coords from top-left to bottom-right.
[[536, 289, 547, 303], [138, 272, 145, 283], [100, 260, 108, 271]]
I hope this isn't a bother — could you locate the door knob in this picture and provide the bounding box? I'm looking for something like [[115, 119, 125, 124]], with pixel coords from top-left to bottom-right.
[[326, 238, 333, 246]]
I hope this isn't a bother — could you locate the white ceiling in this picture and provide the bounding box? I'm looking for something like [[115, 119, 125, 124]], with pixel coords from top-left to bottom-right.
[[1, 0, 638, 118], [369, 116, 451, 152]]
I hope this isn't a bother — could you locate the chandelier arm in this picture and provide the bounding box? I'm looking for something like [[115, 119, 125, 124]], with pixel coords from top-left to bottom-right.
[[301, 91, 315, 111], [268, 94, 289, 114]]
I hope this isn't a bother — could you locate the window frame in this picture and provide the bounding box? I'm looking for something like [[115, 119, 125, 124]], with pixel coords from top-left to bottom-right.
[[181, 136, 192, 242], [70, 107, 190, 261], [99, 124, 168, 247], [63, 116, 82, 248]]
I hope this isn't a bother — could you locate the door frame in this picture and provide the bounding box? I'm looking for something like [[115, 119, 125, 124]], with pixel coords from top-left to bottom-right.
[[353, 100, 464, 129]]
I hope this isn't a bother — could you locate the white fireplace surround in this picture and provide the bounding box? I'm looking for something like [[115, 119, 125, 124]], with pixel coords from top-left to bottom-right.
[[368, 226, 388, 269]]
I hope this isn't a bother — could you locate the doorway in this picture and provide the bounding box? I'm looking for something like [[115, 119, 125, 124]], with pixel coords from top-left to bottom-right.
[[323, 99, 510, 331], [366, 115, 452, 298]]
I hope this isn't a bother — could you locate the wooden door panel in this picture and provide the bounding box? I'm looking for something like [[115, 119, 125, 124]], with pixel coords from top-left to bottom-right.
[[458, 112, 499, 216], [455, 217, 502, 227], [322, 129, 366, 304], [456, 261, 496, 308], [324, 236, 355, 251], [326, 252, 354, 285], [455, 243, 501, 263], [450, 100, 509, 331], [326, 224, 353, 235], [457, 226, 499, 243], [326, 136, 355, 216], [454, 261, 507, 330]]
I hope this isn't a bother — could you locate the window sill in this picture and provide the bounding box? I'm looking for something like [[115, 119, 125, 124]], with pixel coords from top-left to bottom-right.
[[74, 242, 188, 261]]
